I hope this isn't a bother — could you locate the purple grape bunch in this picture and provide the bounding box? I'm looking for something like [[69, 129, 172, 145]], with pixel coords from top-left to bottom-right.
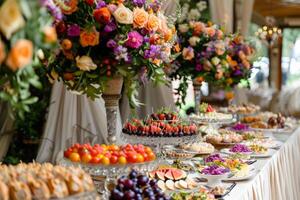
[[230, 144, 252, 153], [201, 165, 230, 175], [110, 170, 170, 200]]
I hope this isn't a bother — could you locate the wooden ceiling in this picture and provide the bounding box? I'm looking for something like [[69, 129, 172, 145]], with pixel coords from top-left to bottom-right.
[[253, 0, 300, 26]]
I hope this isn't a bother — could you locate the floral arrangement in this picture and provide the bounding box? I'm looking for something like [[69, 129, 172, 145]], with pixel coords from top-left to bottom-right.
[[177, 0, 209, 23], [46, 0, 176, 107], [169, 21, 255, 106], [0, 0, 57, 118]]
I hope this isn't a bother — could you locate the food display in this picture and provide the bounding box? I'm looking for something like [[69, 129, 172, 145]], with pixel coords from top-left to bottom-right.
[[241, 131, 264, 140], [241, 116, 262, 124], [179, 142, 215, 155], [64, 143, 156, 165], [110, 170, 169, 200], [123, 119, 198, 137], [249, 113, 286, 130], [249, 144, 268, 154], [243, 138, 282, 149], [229, 144, 252, 154], [205, 129, 243, 145], [200, 165, 230, 175], [228, 104, 260, 114], [149, 167, 198, 191], [0, 163, 95, 200], [150, 109, 179, 122], [229, 123, 251, 132], [190, 103, 234, 123], [171, 187, 216, 200]]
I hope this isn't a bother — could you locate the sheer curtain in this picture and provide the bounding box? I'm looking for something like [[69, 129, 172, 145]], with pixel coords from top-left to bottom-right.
[[0, 103, 14, 160], [209, 0, 234, 33], [36, 81, 117, 163]]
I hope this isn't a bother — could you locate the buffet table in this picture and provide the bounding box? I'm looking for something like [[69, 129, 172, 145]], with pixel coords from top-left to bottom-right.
[[225, 128, 300, 200]]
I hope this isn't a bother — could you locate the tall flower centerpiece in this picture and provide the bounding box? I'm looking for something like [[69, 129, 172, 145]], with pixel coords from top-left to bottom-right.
[[46, 0, 176, 143], [0, 0, 57, 118], [170, 21, 254, 111]]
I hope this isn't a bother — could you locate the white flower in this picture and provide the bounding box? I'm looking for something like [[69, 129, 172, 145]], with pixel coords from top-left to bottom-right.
[[189, 36, 200, 47], [76, 56, 97, 71], [188, 9, 201, 21], [113, 4, 133, 24], [178, 24, 189, 33], [196, 1, 207, 11], [0, 0, 25, 39], [211, 57, 221, 66]]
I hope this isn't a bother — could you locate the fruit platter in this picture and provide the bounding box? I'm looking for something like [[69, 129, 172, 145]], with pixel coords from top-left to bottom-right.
[[150, 108, 179, 123], [190, 103, 235, 124], [61, 143, 158, 176], [122, 118, 199, 148], [149, 167, 199, 192]]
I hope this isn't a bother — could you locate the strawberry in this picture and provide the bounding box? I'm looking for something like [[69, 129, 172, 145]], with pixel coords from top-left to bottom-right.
[[206, 105, 215, 112], [158, 113, 165, 120]]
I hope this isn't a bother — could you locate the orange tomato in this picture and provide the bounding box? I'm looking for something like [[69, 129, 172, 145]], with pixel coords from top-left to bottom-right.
[[144, 147, 152, 154], [96, 154, 104, 160], [147, 152, 156, 161], [69, 152, 80, 162], [81, 153, 92, 163], [101, 157, 110, 165], [118, 156, 127, 165], [136, 154, 145, 163]]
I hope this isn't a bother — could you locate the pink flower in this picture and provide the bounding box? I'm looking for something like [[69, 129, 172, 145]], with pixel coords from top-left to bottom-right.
[[125, 31, 143, 49]]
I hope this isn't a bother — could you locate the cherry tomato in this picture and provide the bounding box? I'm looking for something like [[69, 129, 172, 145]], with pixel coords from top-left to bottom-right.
[[90, 157, 101, 164], [136, 153, 144, 163], [110, 156, 118, 164], [81, 153, 92, 163], [118, 156, 127, 165], [101, 157, 110, 165], [69, 152, 80, 162]]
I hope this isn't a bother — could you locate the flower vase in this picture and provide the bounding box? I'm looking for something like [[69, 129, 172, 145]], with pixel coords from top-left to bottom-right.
[[102, 76, 123, 144], [193, 79, 202, 115]]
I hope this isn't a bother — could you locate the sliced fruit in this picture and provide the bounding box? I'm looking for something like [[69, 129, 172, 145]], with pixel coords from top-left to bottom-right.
[[171, 169, 187, 180], [178, 180, 188, 189], [165, 180, 175, 190], [174, 181, 181, 189], [165, 169, 174, 180], [156, 171, 166, 181], [148, 171, 156, 178], [157, 180, 166, 191], [186, 178, 197, 188]]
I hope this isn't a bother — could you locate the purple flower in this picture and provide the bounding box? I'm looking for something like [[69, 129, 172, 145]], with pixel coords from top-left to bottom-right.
[[144, 45, 161, 59], [234, 69, 243, 76], [195, 63, 203, 71], [41, 0, 63, 20], [104, 21, 117, 32], [114, 45, 130, 62], [96, 0, 106, 8], [133, 0, 145, 7], [67, 24, 80, 37], [107, 39, 117, 48], [148, 0, 161, 12], [125, 31, 143, 49]]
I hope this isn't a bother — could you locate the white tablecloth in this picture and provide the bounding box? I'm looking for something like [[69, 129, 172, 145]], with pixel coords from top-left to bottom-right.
[[225, 128, 300, 200]]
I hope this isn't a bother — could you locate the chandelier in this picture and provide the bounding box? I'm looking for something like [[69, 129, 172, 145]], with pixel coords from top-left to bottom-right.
[[255, 16, 282, 45]]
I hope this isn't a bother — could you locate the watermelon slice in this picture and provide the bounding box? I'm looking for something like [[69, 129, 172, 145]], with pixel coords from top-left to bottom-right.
[[156, 171, 165, 180], [171, 169, 187, 180], [165, 169, 174, 180]]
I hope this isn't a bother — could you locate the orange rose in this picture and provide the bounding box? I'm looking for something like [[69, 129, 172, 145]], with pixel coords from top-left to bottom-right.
[[94, 7, 111, 23], [6, 39, 33, 71], [80, 28, 100, 47], [133, 7, 148, 28], [227, 56, 238, 69], [146, 14, 159, 31], [173, 43, 181, 53], [242, 59, 250, 69], [44, 26, 57, 43], [193, 22, 205, 36], [55, 0, 78, 15], [205, 27, 216, 37], [0, 39, 6, 65], [164, 28, 173, 42]]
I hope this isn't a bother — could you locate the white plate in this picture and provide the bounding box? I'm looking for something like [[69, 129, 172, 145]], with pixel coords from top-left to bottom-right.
[[224, 168, 257, 181], [221, 148, 276, 158], [242, 140, 283, 149]]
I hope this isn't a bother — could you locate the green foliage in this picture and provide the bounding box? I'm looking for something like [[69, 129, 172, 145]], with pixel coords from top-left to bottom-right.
[[0, 0, 57, 118]]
